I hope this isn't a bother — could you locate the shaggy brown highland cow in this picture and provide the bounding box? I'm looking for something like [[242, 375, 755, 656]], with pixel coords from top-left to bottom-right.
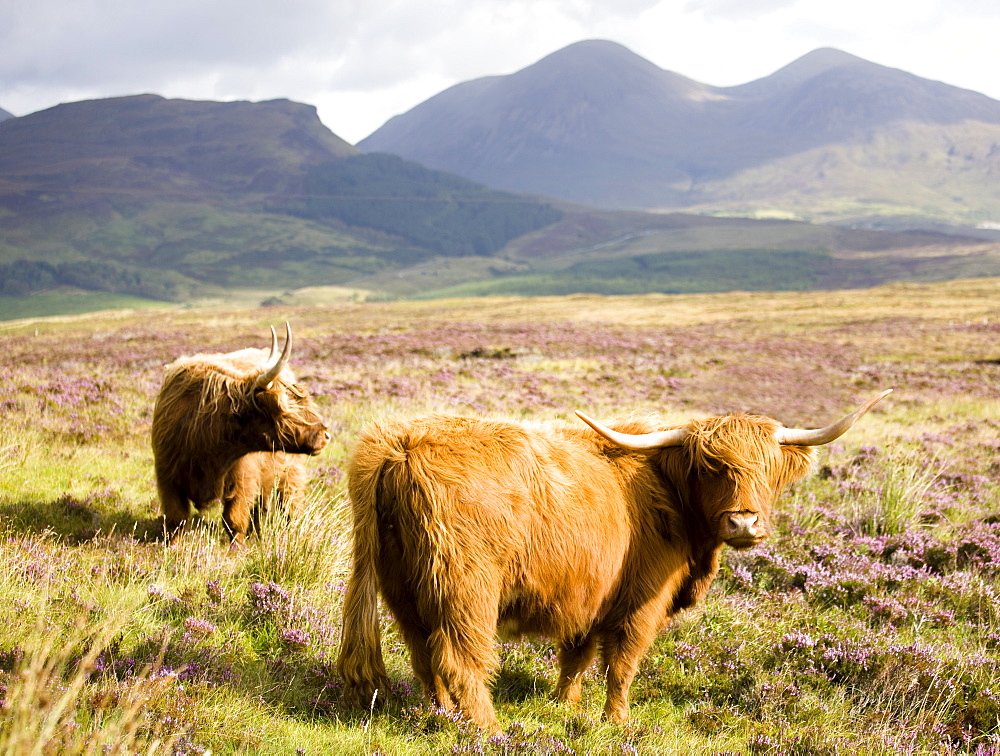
[[338, 390, 891, 731], [151, 323, 328, 544]]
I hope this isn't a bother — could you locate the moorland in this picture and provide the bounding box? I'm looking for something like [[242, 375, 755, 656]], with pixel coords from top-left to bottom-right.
[[0, 278, 998, 753]]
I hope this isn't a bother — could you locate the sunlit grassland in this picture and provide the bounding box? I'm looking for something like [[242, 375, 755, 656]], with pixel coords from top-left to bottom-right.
[[0, 290, 172, 322], [0, 278, 998, 753]]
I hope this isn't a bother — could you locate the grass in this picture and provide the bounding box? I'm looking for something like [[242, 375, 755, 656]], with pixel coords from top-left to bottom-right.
[[413, 245, 1000, 300], [0, 290, 171, 322], [0, 279, 999, 752]]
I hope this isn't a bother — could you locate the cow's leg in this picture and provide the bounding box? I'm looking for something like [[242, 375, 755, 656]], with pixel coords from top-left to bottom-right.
[[378, 565, 455, 711], [555, 633, 597, 704], [156, 479, 190, 543], [222, 467, 255, 546], [395, 623, 454, 710], [222, 496, 252, 546], [598, 610, 661, 724], [428, 615, 500, 732], [278, 458, 307, 522]]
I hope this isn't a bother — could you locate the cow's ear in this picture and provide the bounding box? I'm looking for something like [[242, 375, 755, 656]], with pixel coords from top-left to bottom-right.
[[252, 384, 277, 404], [252, 375, 283, 395], [778, 444, 815, 486]]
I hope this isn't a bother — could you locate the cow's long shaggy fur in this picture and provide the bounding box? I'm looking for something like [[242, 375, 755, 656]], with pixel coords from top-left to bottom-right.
[[151, 345, 327, 544], [338, 411, 815, 730], [222, 451, 307, 540]]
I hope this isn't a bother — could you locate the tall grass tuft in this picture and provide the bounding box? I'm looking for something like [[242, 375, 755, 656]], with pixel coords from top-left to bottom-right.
[[844, 449, 946, 536], [0, 610, 185, 754], [242, 490, 350, 588]]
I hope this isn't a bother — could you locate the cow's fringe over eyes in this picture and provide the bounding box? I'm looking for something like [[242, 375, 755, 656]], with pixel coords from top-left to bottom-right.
[[668, 414, 815, 510], [682, 414, 782, 474], [158, 356, 311, 448]]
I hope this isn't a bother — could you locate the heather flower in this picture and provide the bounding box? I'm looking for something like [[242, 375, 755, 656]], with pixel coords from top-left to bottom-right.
[[205, 580, 225, 605], [780, 632, 817, 651], [183, 617, 217, 637], [862, 595, 908, 626], [280, 628, 311, 650], [316, 463, 343, 484], [247, 581, 293, 621], [148, 583, 181, 603], [729, 563, 754, 588]]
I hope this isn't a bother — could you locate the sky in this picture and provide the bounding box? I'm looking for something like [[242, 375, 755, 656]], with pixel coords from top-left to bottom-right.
[[1, 0, 998, 146]]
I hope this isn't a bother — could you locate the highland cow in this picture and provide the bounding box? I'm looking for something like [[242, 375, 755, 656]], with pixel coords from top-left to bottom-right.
[[151, 323, 329, 544], [337, 390, 891, 730]]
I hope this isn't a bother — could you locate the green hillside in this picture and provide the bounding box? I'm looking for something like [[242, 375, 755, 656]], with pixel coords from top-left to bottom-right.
[[300, 154, 562, 256], [2, 94, 1000, 319], [681, 121, 1000, 226], [349, 210, 1000, 300], [0, 96, 563, 306]]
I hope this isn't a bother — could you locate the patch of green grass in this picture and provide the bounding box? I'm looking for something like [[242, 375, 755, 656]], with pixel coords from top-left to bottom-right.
[[416, 248, 862, 298], [0, 291, 171, 322], [242, 492, 350, 587], [0, 604, 189, 753], [417, 244, 1000, 299]]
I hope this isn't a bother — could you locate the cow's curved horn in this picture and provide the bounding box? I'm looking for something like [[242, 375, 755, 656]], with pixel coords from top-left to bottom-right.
[[575, 411, 688, 450], [265, 325, 278, 365], [774, 389, 893, 446], [255, 322, 293, 389]]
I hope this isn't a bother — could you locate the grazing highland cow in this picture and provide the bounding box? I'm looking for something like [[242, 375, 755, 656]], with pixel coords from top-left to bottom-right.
[[338, 390, 891, 730], [151, 323, 329, 544]]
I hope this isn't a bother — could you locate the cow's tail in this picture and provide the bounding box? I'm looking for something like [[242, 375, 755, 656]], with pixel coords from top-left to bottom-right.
[[337, 443, 391, 708]]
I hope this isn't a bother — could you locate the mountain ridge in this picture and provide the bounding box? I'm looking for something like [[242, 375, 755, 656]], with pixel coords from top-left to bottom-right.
[[359, 41, 1000, 223], [0, 94, 359, 196]]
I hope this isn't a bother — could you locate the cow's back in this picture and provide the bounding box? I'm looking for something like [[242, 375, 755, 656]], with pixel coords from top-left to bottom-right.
[[348, 415, 641, 638]]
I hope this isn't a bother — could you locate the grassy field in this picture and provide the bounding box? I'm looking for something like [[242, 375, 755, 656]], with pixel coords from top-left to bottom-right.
[[1, 278, 998, 753], [0, 290, 174, 322]]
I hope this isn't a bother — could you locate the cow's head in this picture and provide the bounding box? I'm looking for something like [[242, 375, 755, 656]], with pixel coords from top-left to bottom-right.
[[175, 323, 330, 459], [576, 390, 891, 549], [236, 323, 330, 456]]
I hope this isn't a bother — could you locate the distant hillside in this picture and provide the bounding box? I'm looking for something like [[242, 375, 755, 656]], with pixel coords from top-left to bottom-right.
[[0, 107, 12, 123], [1, 91, 998, 316], [0, 95, 562, 301], [350, 209, 1000, 299], [359, 41, 1000, 226]]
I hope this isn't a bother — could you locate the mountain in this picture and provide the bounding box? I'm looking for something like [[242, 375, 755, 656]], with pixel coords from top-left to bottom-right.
[[361, 41, 711, 209], [0, 95, 562, 300], [0, 94, 357, 194], [359, 41, 1000, 225], [0, 107, 12, 123], [1, 91, 996, 311]]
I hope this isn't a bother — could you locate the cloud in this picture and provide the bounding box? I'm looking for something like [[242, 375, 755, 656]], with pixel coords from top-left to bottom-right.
[[683, 0, 798, 20], [0, 0, 348, 85], [1, 0, 998, 144]]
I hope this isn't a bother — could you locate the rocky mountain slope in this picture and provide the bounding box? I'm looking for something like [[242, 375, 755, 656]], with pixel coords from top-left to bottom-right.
[[360, 41, 1000, 226]]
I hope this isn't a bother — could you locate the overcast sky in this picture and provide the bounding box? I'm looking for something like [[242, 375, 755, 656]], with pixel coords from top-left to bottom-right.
[[1, 0, 998, 145]]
